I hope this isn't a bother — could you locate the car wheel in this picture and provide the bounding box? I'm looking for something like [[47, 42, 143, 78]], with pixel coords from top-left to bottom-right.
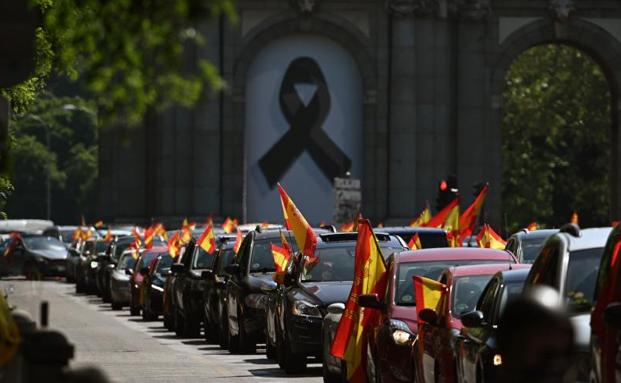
[[218, 312, 229, 349], [130, 304, 140, 316], [163, 311, 174, 331], [174, 307, 184, 337], [266, 337, 277, 361], [24, 262, 41, 281], [183, 312, 200, 338], [228, 324, 241, 354], [237, 311, 256, 354], [323, 361, 343, 383], [111, 301, 122, 310], [282, 335, 306, 374]]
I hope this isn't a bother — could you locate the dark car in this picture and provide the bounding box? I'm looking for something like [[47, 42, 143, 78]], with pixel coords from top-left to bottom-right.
[[142, 252, 173, 320], [0, 234, 69, 279], [42, 225, 82, 245], [96, 236, 135, 302], [524, 226, 612, 381], [170, 239, 221, 337], [269, 232, 406, 374], [456, 267, 531, 383], [79, 239, 110, 293], [110, 249, 142, 310], [413, 263, 525, 383], [375, 226, 449, 248], [505, 228, 558, 263], [163, 242, 193, 332], [357, 248, 517, 383], [128, 247, 164, 316], [591, 224, 621, 383], [202, 238, 237, 345]]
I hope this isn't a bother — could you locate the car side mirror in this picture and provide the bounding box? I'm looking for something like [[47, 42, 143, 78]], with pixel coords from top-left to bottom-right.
[[201, 270, 213, 279], [161, 269, 172, 277], [140, 267, 149, 275], [604, 302, 621, 330], [170, 263, 184, 273], [224, 264, 241, 275], [327, 302, 345, 315], [418, 308, 439, 325], [358, 294, 386, 311], [125, 268, 133, 276], [461, 310, 485, 328]]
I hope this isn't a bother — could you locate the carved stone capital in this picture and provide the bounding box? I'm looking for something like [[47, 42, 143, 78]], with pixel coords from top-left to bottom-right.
[[449, 0, 491, 21], [386, 0, 439, 17], [549, 0, 575, 21], [290, 0, 320, 14]]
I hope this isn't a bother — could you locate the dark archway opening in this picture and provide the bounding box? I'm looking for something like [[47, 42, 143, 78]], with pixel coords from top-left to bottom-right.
[[502, 44, 613, 233]]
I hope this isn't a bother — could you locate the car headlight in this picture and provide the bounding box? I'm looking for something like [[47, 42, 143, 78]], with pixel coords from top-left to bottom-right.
[[389, 319, 414, 346], [493, 354, 502, 366], [291, 300, 321, 318], [151, 284, 164, 292], [90, 261, 98, 269], [245, 294, 267, 310]]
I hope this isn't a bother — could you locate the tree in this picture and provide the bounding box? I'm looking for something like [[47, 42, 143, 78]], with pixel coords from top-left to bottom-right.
[[502, 44, 611, 233]]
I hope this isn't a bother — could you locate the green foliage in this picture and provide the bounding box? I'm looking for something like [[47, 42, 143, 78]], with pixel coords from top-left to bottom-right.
[[7, 92, 98, 222], [502, 44, 611, 233]]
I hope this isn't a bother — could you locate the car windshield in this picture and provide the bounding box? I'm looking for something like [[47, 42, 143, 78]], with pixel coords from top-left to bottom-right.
[[23, 236, 66, 251], [497, 281, 526, 320], [392, 232, 447, 248], [118, 254, 137, 270], [522, 237, 548, 263], [216, 248, 236, 274], [60, 230, 75, 243], [137, 252, 158, 270], [113, 241, 132, 260], [395, 260, 511, 306], [192, 248, 215, 269], [452, 275, 494, 317], [249, 240, 285, 273], [566, 247, 603, 312], [156, 254, 173, 272], [301, 243, 403, 282]]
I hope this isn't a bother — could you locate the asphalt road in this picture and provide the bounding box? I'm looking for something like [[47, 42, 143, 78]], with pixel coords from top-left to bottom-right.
[[0, 279, 323, 383]]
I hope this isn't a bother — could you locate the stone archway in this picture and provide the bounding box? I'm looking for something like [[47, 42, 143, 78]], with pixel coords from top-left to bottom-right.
[[487, 17, 621, 224]]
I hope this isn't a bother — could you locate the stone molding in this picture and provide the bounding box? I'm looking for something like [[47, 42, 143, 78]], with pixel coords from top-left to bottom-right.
[[449, 0, 492, 21], [289, 0, 320, 14], [549, 0, 575, 21], [385, 0, 438, 17]]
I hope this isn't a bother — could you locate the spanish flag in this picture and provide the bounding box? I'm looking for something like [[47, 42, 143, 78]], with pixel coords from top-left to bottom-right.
[[526, 222, 538, 231], [144, 225, 155, 250], [222, 217, 237, 234], [443, 202, 461, 247], [81, 229, 93, 241], [570, 211, 579, 225], [410, 206, 431, 227], [233, 229, 243, 254], [425, 198, 459, 229], [413, 276, 447, 322], [476, 224, 506, 249], [154, 223, 167, 241], [408, 233, 422, 250], [271, 243, 291, 273], [104, 228, 113, 242], [339, 222, 355, 232], [197, 224, 217, 254], [458, 184, 488, 243], [3, 233, 19, 258], [168, 232, 181, 258], [330, 219, 387, 383], [277, 183, 318, 263]]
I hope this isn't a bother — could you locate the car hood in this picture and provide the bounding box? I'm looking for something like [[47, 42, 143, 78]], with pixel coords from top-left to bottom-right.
[[570, 313, 591, 351], [246, 273, 277, 293], [296, 281, 353, 307], [31, 249, 68, 260]]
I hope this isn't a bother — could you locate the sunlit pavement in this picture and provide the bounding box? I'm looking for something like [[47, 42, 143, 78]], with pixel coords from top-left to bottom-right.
[[0, 279, 322, 383]]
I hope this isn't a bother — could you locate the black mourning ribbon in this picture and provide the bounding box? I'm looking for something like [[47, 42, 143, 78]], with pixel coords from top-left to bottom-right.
[[259, 57, 351, 187]]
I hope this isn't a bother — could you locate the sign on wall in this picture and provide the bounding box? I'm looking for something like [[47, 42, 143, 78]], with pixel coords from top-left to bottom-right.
[[245, 34, 363, 224]]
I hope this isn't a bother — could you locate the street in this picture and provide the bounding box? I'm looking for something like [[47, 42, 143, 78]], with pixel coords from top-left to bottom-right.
[[0, 278, 322, 383]]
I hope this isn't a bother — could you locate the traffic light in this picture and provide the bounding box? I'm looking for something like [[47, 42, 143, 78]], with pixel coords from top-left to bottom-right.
[[436, 175, 459, 211]]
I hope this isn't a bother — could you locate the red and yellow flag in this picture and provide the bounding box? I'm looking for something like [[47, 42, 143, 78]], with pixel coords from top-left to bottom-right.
[[339, 221, 355, 232], [458, 185, 488, 243], [168, 232, 181, 258], [425, 198, 459, 229], [94, 220, 104, 229], [271, 243, 291, 273], [526, 222, 538, 231], [154, 223, 167, 241], [80, 229, 93, 241], [3, 233, 20, 258], [222, 217, 238, 234], [330, 219, 387, 383], [476, 224, 506, 249], [233, 229, 243, 254], [570, 211, 579, 225], [277, 183, 318, 263], [144, 225, 156, 250], [408, 233, 422, 250], [197, 224, 217, 254], [410, 206, 431, 227], [443, 201, 460, 247], [413, 276, 447, 322], [104, 228, 113, 242]]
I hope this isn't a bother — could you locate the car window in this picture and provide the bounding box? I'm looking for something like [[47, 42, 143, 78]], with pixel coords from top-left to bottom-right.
[[418, 232, 450, 248], [477, 276, 500, 321], [505, 238, 516, 254], [60, 230, 75, 243], [118, 254, 136, 270], [301, 247, 355, 282], [156, 254, 173, 272], [496, 281, 525, 323], [114, 241, 132, 260], [249, 239, 277, 273], [452, 275, 493, 317], [521, 237, 548, 263], [528, 242, 559, 287], [22, 236, 66, 251], [215, 248, 236, 275], [595, 228, 621, 300], [192, 247, 215, 269], [137, 253, 157, 270], [566, 247, 604, 312]]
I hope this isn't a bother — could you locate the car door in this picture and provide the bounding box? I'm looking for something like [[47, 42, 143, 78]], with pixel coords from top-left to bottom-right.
[[227, 234, 251, 336], [421, 272, 450, 383]]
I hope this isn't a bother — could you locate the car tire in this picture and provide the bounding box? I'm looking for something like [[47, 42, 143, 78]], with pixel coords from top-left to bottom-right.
[[174, 307, 184, 337], [219, 312, 229, 349], [164, 311, 174, 331], [323, 361, 343, 383], [266, 338, 277, 361], [237, 311, 256, 354], [24, 262, 41, 281], [111, 301, 122, 310], [130, 304, 140, 316], [228, 326, 241, 354], [142, 303, 157, 321], [282, 335, 306, 374], [183, 312, 200, 338]]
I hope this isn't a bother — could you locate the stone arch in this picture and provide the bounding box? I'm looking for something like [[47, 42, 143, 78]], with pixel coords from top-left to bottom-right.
[[229, 13, 378, 221], [486, 17, 621, 223]]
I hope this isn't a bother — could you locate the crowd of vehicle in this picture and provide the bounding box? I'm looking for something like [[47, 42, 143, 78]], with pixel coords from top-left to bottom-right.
[[0, 217, 619, 383]]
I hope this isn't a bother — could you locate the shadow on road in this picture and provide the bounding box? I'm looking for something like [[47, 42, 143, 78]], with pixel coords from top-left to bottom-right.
[[249, 366, 321, 378]]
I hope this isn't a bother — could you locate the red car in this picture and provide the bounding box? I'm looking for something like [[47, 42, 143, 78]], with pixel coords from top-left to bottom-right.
[[591, 224, 621, 383], [359, 248, 516, 383], [129, 247, 166, 316], [412, 263, 528, 383]]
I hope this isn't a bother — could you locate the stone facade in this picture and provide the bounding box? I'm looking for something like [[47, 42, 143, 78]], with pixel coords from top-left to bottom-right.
[[99, 0, 621, 227]]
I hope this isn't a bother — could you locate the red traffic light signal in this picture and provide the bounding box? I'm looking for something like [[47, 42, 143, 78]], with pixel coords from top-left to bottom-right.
[[440, 180, 448, 191]]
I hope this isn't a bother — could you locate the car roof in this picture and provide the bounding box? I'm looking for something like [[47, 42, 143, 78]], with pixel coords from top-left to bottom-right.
[[511, 229, 559, 240], [498, 267, 532, 283], [448, 263, 530, 277], [375, 226, 446, 234], [564, 227, 612, 251], [395, 247, 514, 263]]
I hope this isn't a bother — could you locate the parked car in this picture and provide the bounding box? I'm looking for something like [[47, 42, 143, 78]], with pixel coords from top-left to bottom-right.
[[267, 232, 406, 374], [591, 223, 621, 383], [65, 240, 83, 283], [456, 267, 532, 383], [523, 226, 612, 381], [203, 240, 237, 347], [355, 248, 517, 383], [375, 226, 449, 248], [0, 234, 69, 279], [128, 247, 164, 316], [163, 242, 193, 332], [96, 236, 135, 302], [505, 228, 558, 263], [42, 225, 82, 245], [110, 249, 143, 310], [142, 252, 173, 321], [413, 263, 526, 383], [79, 239, 110, 293]]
